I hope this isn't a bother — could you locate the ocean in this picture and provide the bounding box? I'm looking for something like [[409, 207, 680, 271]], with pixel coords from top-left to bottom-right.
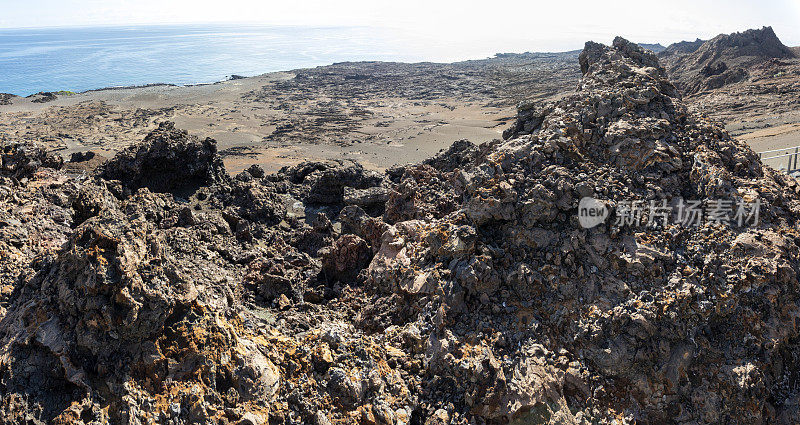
[[0, 24, 446, 96]]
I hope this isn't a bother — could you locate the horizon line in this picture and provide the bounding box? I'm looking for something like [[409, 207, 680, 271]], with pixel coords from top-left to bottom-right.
[[0, 20, 701, 49]]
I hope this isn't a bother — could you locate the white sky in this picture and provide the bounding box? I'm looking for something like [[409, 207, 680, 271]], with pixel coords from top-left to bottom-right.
[[1, 0, 799, 52]]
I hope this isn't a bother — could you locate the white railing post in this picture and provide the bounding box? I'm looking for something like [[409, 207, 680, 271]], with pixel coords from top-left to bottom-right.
[[757, 145, 800, 176]]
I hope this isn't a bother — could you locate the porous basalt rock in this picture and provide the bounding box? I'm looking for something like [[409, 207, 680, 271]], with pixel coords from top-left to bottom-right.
[[98, 121, 227, 195], [1, 141, 63, 179], [662, 26, 797, 94], [0, 178, 287, 423], [282, 159, 385, 205], [320, 234, 372, 283], [0, 93, 16, 106], [365, 37, 800, 423], [2, 36, 800, 425]]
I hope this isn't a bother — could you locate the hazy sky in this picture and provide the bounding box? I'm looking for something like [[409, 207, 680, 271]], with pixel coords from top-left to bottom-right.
[[1, 0, 799, 52]]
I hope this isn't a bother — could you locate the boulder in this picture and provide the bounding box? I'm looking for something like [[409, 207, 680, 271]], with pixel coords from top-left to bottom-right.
[[98, 121, 227, 195]]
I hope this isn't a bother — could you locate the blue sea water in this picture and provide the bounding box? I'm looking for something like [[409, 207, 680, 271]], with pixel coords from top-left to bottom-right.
[[0, 24, 441, 96]]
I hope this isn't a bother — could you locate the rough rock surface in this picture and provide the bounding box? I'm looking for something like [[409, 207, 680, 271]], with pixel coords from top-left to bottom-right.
[[98, 121, 227, 195], [368, 36, 800, 424], [1, 141, 63, 180], [0, 94, 16, 106], [27, 92, 59, 104], [282, 159, 385, 207], [1, 36, 800, 425], [659, 39, 705, 58], [662, 26, 797, 94]]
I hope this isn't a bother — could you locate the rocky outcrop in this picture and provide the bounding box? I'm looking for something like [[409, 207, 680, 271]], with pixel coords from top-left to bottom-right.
[[2, 35, 800, 425], [637, 43, 666, 53], [0, 130, 287, 424], [0, 160, 76, 320], [662, 27, 797, 94], [69, 151, 96, 163], [98, 121, 227, 196], [695, 27, 795, 60], [1, 141, 63, 179], [660, 38, 706, 58], [366, 36, 800, 423], [282, 159, 386, 206], [0, 190, 278, 422], [27, 91, 58, 103], [0, 94, 16, 106]]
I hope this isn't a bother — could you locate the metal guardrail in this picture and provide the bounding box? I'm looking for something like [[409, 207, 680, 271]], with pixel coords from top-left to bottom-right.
[[758, 146, 800, 175]]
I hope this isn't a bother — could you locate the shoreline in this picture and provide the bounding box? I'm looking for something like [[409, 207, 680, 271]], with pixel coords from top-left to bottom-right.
[[3, 48, 799, 177], [0, 50, 585, 98], [1, 56, 568, 174], [4, 79, 237, 99]]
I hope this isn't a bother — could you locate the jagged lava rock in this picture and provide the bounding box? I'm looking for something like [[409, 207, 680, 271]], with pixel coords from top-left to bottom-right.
[[2, 34, 800, 425], [662, 26, 797, 94], [98, 121, 227, 195], [1, 141, 63, 180], [0, 94, 16, 106], [366, 36, 800, 423]]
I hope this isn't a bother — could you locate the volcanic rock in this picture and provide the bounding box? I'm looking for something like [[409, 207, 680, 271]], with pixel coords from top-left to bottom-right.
[[27, 91, 58, 103], [320, 234, 372, 283], [0, 94, 16, 106], [1, 141, 63, 179], [660, 38, 706, 58], [0, 151, 284, 423], [98, 121, 227, 196], [283, 159, 385, 205], [69, 151, 96, 163], [1, 33, 800, 425], [662, 26, 797, 94], [343, 186, 390, 210], [366, 36, 800, 423]]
